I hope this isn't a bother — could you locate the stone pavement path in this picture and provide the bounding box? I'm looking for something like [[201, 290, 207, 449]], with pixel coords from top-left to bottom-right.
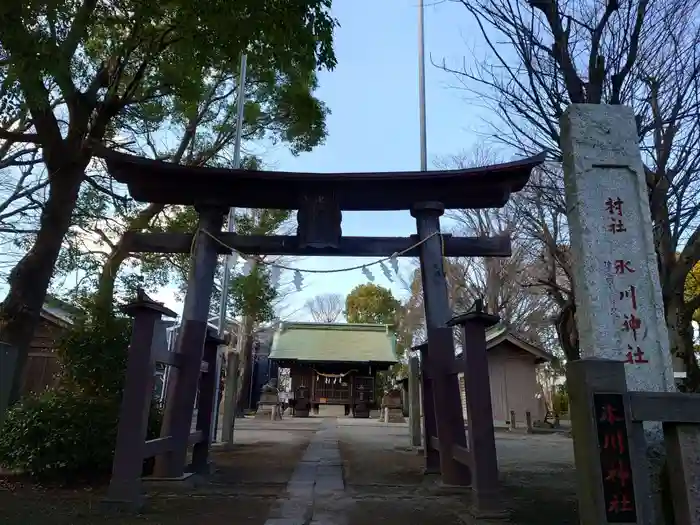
[[264, 420, 349, 525]]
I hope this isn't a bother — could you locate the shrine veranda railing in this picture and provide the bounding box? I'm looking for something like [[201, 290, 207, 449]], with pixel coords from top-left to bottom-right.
[[567, 358, 700, 525]]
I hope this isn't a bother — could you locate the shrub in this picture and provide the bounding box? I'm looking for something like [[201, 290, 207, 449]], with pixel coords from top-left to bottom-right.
[[0, 389, 162, 479], [0, 304, 163, 480], [56, 308, 132, 398]]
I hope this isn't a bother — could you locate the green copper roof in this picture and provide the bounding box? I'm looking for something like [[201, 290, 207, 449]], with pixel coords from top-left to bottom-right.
[[269, 322, 398, 364]]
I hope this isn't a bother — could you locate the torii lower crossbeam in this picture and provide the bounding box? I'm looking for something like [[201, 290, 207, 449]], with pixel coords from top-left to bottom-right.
[[124, 232, 511, 258]]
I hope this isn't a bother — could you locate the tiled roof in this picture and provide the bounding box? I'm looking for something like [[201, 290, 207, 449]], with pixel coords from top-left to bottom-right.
[[269, 322, 398, 364]]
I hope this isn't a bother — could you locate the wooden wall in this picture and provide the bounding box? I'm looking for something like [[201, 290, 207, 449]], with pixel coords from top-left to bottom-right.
[[20, 317, 67, 396]]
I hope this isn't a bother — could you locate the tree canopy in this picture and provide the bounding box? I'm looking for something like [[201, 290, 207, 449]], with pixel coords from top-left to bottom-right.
[[0, 0, 338, 405], [345, 283, 400, 326]]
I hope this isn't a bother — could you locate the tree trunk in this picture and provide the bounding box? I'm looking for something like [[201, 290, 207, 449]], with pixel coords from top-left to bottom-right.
[[95, 203, 166, 312], [555, 301, 580, 362], [666, 297, 700, 391], [235, 314, 255, 414], [0, 166, 84, 405]]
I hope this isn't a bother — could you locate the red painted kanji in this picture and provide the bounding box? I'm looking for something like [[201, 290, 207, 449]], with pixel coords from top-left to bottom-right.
[[608, 492, 634, 513], [622, 314, 642, 341], [608, 219, 627, 234], [614, 259, 636, 274], [605, 197, 624, 216], [599, 404, 624, 425], [619, 285, 637, 309], [603, 430, 626, 453], [625, 345, 649, 364], [605, 460, 632, 487]]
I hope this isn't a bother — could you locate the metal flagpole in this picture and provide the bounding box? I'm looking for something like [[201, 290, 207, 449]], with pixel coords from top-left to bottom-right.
[[418, 0, 428, 172], [211, 53, 248, 441]]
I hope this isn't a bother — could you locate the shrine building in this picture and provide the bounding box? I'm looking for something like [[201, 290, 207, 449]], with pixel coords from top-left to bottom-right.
[[268, 322, 398, 417], [456, 324, 553, 425]]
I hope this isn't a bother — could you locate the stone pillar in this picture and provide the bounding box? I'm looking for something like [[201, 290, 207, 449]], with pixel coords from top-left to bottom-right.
[[221, 351, 240, 447], [561, 104, 676, 522], [155, 205, 226, 477], [411, 202, 470, 486], [408, 356, 422, 447]]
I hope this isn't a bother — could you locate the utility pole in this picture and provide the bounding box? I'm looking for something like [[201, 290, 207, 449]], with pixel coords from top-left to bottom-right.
[[211, 53, 248, 442], [418, 0, 428, 172]]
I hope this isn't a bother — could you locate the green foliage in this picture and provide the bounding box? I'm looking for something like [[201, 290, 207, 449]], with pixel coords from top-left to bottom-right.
[[10, 0, 338, 308], [149, 205, 291, 322], [0, 390, 161, 479], [551, 385, 569, 416], [685, 261, 700, 323], [346, 284, 405, 389], [55, 304, 133, 398], [345, 283, 401, 325], [230, 265, 277, 323], [0, 303, 161, 479], [3, 0, 338, 117]]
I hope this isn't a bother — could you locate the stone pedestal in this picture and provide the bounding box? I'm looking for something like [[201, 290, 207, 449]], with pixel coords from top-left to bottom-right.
[[383, 407, 406, 423], [256, 392, 281, 420], [380, 389, 406, 423]]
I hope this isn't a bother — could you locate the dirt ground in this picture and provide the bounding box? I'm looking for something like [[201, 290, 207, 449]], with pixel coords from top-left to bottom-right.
[[0, 418, 319, 525], [1, 416, 579, 525], [336, 419, 579, 525]]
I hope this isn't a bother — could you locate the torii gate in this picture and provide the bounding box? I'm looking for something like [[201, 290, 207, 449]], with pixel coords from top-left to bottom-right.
[[101, 149, 545, 512]]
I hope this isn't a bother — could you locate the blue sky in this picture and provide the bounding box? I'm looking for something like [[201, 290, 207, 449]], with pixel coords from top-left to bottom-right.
[[211, 0, 495, 321]]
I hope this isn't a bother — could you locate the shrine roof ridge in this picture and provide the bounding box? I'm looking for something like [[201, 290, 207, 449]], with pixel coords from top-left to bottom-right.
[[270, 321, 398, 364], [278, 322, 391, 332], [102, 149, 547, 211]]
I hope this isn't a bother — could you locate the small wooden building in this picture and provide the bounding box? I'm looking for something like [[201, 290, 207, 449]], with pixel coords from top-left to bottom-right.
[[455, 324, 553, 425], [20, 297, 80, 395], [268, 322, 398, 416]]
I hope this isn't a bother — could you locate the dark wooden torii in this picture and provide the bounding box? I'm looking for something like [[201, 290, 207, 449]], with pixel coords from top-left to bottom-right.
[[102, 149, 545, 509]]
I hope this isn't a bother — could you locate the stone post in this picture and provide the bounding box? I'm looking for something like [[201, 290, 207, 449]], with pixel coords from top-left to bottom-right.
[[408, 356, 422, 447], [221, 351, 240, 447], [561, 104, 677, 522]]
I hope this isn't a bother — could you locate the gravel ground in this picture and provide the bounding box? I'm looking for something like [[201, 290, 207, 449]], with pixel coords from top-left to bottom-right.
[[336, 418, 579, 524], [2, 416, 579, 525]]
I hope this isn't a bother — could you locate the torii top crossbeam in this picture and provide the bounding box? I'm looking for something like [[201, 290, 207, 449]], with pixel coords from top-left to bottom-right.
[[103, 150, 546, 211]]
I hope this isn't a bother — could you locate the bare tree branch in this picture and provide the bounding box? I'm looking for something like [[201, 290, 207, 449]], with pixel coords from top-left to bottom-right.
[[305, 293, 344, 323]]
